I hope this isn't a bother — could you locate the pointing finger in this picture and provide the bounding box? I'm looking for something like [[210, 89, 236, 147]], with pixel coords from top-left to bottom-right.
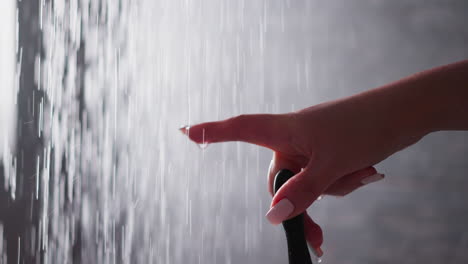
[[180, 113, 294, 149]]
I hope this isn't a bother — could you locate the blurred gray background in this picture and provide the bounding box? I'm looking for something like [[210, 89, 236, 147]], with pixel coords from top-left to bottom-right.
[[1, 0, 468, 263]]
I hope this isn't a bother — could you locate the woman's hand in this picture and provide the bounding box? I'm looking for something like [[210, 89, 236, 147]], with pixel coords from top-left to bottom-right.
[[179, 99, 407, 253], [179, 60, 468, 255]]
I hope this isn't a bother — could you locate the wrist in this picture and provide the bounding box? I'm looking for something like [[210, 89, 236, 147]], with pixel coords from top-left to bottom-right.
[[402, 60, 468, 133], [351, 78, 433, 151]]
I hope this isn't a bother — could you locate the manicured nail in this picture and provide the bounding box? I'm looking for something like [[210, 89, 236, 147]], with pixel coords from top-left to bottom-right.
[[265, 199, 294, 225], [179, 125, 190, 135], [361, 173, 384, 185], [311, 247, 323, 258]]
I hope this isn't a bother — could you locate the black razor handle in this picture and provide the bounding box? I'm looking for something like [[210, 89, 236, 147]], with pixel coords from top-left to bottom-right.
[[274, 169, 312, 264]]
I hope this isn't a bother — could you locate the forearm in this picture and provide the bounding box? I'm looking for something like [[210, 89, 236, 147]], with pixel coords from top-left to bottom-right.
[[358, 60, 468, 138]]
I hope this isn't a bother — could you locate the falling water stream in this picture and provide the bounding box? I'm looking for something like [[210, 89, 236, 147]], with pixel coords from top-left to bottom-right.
[[4, 0, 307, 263]]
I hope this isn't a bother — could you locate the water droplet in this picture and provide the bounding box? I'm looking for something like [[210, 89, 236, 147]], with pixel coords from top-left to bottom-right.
[[197, 128, 209, 149], [317, 195, 323, 201], [198, 143, 210, 149]]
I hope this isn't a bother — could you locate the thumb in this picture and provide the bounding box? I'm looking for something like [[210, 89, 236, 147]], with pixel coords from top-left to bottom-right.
[[266, 164, 331, 225]]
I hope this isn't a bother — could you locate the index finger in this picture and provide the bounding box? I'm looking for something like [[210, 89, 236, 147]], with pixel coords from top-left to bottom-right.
[[180, 113, 292, 149]]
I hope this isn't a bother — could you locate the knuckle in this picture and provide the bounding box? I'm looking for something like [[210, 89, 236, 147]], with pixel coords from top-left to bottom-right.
[[232, 114, 248, 123], [284, 113, 308, 152]]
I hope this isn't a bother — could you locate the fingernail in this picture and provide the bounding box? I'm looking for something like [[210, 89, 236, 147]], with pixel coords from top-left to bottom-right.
[[265, 199, 294, 225], [312, 247, 323, 258], [179, 125, 190, 135], [361, 173, 384, 185]]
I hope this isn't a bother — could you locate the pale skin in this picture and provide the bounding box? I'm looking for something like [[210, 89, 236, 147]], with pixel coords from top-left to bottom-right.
[[180, 60, 468, 256]]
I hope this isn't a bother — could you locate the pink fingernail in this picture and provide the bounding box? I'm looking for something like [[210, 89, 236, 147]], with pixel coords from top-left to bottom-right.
[[179, 125, 190, 135], [311, 247, 323, 258], [361, 173, 384, 185], [265, 199, 294, 225]]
